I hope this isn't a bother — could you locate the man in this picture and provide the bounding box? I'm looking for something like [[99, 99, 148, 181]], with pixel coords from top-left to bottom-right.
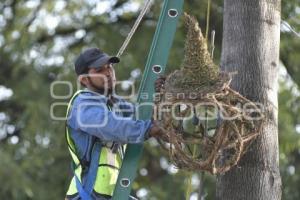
[[65, 47, 165, 200]]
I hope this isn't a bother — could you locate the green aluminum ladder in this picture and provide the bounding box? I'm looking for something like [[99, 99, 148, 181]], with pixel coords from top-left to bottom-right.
[[112, 0, 184, 199]]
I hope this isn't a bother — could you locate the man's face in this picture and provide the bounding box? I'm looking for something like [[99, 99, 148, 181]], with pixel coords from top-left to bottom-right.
[[83, 63, 117, 91]]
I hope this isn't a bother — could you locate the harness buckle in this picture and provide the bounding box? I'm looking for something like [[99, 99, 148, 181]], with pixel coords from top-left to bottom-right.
[[100, 141, 120, 154], [111, 142, 119, 154]]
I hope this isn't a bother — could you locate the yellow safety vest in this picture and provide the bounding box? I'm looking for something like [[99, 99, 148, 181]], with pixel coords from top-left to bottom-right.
[[65, 90, 122, 197]]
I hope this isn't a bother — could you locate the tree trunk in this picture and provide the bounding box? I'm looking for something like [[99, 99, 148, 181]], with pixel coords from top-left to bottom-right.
[[216, 0, 282, 199]]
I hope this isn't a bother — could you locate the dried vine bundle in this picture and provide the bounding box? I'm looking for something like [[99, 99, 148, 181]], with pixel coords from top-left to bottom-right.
[[155, 13, 264, 174]]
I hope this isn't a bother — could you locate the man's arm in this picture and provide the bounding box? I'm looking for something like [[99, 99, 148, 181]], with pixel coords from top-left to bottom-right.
[[68, 97, 153, 144]]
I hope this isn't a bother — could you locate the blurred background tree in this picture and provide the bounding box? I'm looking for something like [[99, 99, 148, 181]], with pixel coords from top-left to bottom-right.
[[0, 0, 299, 199]]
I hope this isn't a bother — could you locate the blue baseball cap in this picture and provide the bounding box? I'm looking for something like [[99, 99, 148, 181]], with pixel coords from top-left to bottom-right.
[[74, 47, 120, 75]]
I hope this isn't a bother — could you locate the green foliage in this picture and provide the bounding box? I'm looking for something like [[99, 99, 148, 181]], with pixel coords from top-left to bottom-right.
[[281, 0, 300, 87], [0, 0, 299, 200], [278, 72, 300, 200]]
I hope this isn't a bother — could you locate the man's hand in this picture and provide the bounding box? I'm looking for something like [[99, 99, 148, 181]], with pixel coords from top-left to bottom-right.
[[148, 120, 167, 139], [154, 75, 166, 93]]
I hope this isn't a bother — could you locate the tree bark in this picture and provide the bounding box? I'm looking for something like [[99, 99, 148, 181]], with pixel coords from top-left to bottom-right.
[[216, 0, 282, 200]]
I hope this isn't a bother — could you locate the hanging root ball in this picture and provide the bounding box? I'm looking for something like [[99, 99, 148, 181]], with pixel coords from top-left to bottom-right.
[[181, 13, 219, 81], [164, 13, 231, 98], [155, 88, 264, 174], [155, 13, 265, 174]]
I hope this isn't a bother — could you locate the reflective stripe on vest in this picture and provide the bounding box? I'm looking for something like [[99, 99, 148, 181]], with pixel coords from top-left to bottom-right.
[[65, 90, 122, 197]]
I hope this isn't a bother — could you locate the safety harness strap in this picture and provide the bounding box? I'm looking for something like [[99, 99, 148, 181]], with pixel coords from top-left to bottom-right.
[[72, 141, 102, 200], [74, 174, 91, 200], [66, 90, 102, 200], [84, 141, 102, 195]]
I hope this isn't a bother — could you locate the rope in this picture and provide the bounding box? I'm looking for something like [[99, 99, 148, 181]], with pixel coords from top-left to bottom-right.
[[210, 30, 215, 59], [185, 145, 197, 200], [184, 10, 215, 196], [116, 0, 154, 57], [205, 0, 211, 39]]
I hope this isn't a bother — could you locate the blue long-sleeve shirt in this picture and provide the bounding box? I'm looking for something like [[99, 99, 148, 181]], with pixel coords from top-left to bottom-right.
[[67, 89, 152, 160]]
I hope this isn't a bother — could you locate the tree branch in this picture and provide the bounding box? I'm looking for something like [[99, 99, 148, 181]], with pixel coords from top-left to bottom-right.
[[23, 0, 45, 29], [3, 0, 18, 29], [281, 58, 300, 87], [35, 15, 153, 44], [112, 0, 128, 10]]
